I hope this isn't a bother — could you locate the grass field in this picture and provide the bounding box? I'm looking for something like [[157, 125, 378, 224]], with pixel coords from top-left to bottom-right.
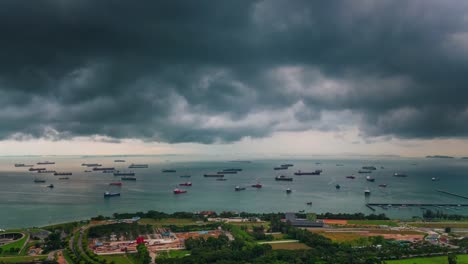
[[0, 255, 46, 263], [408, 222, 468, 228], [157, 250, 191, 258], [347, 220, 399, 227], [316, 232, 363, 242], [387, 254, 468, 264], [270, 242, 310, 250], [0, 233, 28, 256], [138, 218, 197, 226], [101, 254, 134, 264]]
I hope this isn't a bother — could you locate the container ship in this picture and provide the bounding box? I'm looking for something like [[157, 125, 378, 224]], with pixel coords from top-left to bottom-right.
[[29, 168, 46, 171], [173, 188, 187, 194], [129, 164, 149, 168], [82, 163, 102, 167], [93, 167, 115, 171], [104, 191, 120, 197], [275, 175, 293, 181], [204, 174, 224, 178], [38, 170, 56, 174], [121, 177, 136, 181], [37, 161, 55, 165], [179, 182, 192, 186], [54, 172, 72, 176], [113, 171, 135, 176], [294, 170, 322, 175], [162, 169, 176, 173]]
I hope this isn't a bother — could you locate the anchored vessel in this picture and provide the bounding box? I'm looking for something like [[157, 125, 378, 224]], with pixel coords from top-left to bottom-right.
[[54, 172, 72, 176], [235, 186, 246, 191], [37, 161, 55, 165], [173, 188, 187, 194], [29, 168, 46, 171], [393, 173, 408, 177], [82, 163, 102, 167], [294, 170, 322, 175], [366, 176, 375, 182], [251, 183, 262, 188], [109, 182, 122, 186], [204, 174, 224, 178], [179, 182, 192, 186], [121, 177, 136, 181], [113, 171, 135, 176], [346, 175, 356, 179], [93, 167, 114, 171], [129, 164, 149, 168], [104, 191, 120, 197], [275, 175, 293, 181]]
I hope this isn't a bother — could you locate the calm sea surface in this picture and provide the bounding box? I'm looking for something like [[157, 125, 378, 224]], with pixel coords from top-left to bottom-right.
[[1, 156, 468, 229]]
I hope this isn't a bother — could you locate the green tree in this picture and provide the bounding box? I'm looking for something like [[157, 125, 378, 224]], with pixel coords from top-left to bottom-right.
[[136, 243, 151, 264], [448, 253, 457, 264]]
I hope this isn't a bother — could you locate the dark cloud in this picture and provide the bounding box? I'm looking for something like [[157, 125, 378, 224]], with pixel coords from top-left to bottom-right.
[[1, 0, 468, 143]]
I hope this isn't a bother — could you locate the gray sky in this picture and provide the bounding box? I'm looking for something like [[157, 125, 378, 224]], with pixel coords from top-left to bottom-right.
[[1, 0, 468, 156]]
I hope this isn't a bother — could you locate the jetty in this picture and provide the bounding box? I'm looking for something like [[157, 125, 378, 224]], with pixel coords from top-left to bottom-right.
[[436, 189, 468, 200], [365, 204, 376, 211]]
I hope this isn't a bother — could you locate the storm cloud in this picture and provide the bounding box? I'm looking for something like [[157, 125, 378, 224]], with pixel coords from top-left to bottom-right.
[[1, 0, 468, 143]]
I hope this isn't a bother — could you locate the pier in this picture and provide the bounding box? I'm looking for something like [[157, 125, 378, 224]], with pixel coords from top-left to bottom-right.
[[436, 189, 468, 200], [365, 204, 376, 211], [367, 203, 468, 207]]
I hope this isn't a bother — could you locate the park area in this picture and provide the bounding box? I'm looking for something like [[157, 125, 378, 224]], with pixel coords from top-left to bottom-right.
[[387, 254, 468, 264]]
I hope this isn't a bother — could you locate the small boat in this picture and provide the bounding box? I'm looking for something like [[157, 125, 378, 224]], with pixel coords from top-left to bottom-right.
[[162, 169, 176, 173], [216, 178, 227, 181], [34, 178, 46, 183], [335, 184, 341, 189], [47, 184, 54, 188], [121, 177, 136, 181], [251, 183, 262, 188], [218, 171, 236, 174], [364, 189, 371, 196], [378, 184, 387, 188], [179, 182, 192, 186], [173, 188, 187, 194], [235, 186, 246, 191], [381, 166, 384, 169], [306, 202, 312, 205], [180, 175, 191, 178], [346, 175, 356, 179], [286, 188, 292, 194], [366, 176, 375, 182], [358, 170, 372, 174], [104, 191, 120, 197], [275, 175, 293, 181], [432, 177, 440, 181], [84, 170, 92, 173], [58, 177, 69, 180], [393, 173, 408, 177], [299, 210, 305, 213], [274, 166, 288, 170], [109, 182, 122, 186]]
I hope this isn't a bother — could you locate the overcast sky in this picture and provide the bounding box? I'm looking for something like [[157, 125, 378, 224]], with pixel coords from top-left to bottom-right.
[[1, 0, 468, 157]]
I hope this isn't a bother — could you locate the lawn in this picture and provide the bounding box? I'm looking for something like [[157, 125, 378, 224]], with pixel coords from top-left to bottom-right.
[[347, 220, 398, 227], [138, 218, 197, 226], [0, 255, 47, 263], [157, 250, 191, 258], [0, 233, 28, 256], [270, 242, 310, 250], [101, 254, 134, 264], [316, 232, 364, 242], [387, 254, 468, 264]]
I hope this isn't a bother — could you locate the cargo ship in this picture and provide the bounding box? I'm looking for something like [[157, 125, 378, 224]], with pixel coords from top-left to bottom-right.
[[58, 177, 69, 180], [34, 178, 46, 183], [14, 163, 34, 167], [358, 170, 372, 174], [393, 173, 408, 177], [362, 166, 377, 170], [162, 169, 176, 173], [54, 172, 72, 176], [346, 175, 356, 179], [179, 182, 192, 186], [204, 174, 224, 178], [275, 175, 293, 181], [366, 176, 375, 182], [109, 182, 122, 186], [38, 170, 56, 174], [121, 177, 136, 181], [82, 163, 102, 167], [93, 167, 114, 171], [29, 168, 46, 171], [274, 166, 288, 170], [37, 161, 55, 165], [235, 186, 246, 191], [379, 184, 387, 187], [294, 170, 322, 175], [104, 191, 120, 197], [129, 164, 149, 168], [218, 171, 236, 174], [251, 183, 262, 188], [114, 160, 126, 162], [223, 168, 243, 172], [173, 188, 187, 194], [113, 171, 135, 176], [180, 175, 191, 178]]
